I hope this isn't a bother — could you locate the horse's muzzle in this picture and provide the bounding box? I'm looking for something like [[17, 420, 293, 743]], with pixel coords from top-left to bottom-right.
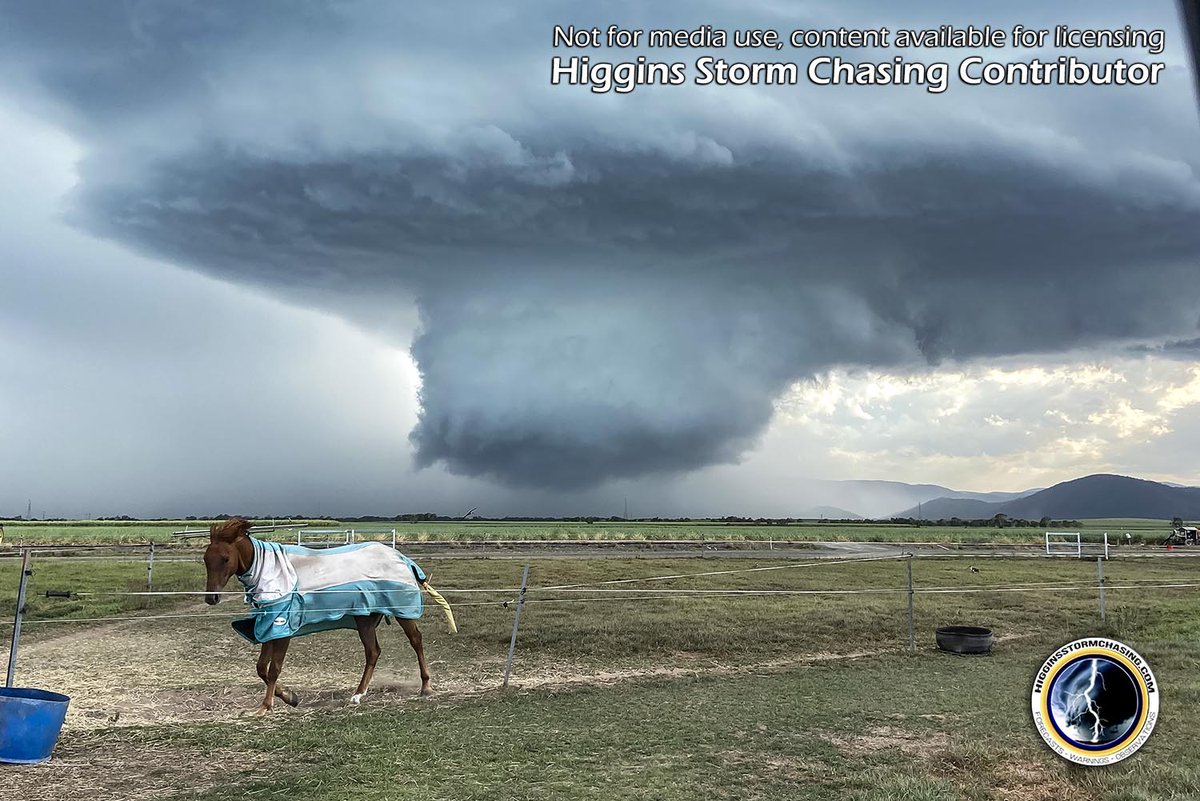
[[205, 593, 220, 606]]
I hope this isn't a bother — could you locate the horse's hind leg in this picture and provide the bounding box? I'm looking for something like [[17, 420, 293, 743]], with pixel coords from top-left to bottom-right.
[[269, 637, 296, 707], [398, 618, 431, 696], [351, 613, 383, 705]]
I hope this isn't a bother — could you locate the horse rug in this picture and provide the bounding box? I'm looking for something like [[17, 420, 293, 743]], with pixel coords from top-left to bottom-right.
[[232, 538, 427, 643]]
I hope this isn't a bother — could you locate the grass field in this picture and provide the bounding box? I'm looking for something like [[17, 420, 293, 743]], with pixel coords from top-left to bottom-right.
[[0, 516, 1179, 547], [2, 548, 1199, 800]]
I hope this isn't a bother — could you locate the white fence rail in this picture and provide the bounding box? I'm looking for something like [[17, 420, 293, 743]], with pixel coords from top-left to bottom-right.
[[1045, 531, 1109, 559], [295, 528, 398, 549], [1045, 531, 1080, 557]]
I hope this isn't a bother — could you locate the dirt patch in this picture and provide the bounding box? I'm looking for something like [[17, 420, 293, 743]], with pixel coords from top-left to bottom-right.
[[9, 617, 483, 731], [13, 618, 259, 729], [10, 614, 885, 733], [987, 760, 1089, 801], [824, 725, 953, 759], [716, 749, 825, 783], [510, 650, 883, 692], [2, 733, 271, 801]]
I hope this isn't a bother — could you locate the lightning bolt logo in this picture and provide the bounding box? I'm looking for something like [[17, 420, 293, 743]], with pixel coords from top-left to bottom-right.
[[1063, 658, 1107, 743]]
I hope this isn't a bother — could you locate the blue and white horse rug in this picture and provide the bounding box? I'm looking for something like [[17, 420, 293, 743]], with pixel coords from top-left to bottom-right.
[[231, 538, 456, 643]]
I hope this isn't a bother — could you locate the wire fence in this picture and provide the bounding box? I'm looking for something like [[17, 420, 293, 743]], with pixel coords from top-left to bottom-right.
[[7, 553, 1200, 609], [4, 546, 1200, 689], [7, 580, 1200, 628]]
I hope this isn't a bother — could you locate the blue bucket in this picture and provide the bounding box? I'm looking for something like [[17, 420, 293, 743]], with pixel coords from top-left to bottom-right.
[[0, 687, 70, 764]]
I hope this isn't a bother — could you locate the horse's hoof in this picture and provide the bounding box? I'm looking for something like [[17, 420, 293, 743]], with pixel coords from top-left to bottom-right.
[[418, 686, 432, 698], [350, 693, 364, 705], [283, 689, 301, 708], [243, 706, 271, 718]]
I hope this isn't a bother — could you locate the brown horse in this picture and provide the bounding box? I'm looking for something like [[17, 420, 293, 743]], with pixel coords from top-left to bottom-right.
[[203, 517, 435, 714]]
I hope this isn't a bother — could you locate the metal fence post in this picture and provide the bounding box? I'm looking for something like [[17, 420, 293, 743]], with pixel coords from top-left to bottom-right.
[[6, 549, 32, 688], [503, 564, 531, 688], [906, 555, 915, 653], [1097, 557, 1106, 623], [147, 542, 155, 593]]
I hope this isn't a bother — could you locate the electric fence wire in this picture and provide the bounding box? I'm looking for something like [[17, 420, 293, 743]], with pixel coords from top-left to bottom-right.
[[3, 580, 1198, 629]]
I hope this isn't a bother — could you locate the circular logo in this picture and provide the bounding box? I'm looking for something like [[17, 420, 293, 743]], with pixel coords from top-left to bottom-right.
[[1031, 638, 1159, 766]]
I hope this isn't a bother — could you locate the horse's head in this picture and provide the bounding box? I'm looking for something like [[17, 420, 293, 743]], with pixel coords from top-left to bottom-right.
[[204, 517, 253, 605]]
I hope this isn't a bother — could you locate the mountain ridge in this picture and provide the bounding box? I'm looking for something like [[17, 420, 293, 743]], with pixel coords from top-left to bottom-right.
[[895, 474, 1200, 520]]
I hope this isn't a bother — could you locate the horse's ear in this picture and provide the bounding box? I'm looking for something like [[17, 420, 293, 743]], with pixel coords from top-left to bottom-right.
[[211, 516, 253, 542]]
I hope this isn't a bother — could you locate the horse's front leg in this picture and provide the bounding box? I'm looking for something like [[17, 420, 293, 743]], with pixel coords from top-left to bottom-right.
[[252, 637, 292, 715], [398, 618, 431, 696], [351, 614, 383, 705], [252, 641, 274, 714]]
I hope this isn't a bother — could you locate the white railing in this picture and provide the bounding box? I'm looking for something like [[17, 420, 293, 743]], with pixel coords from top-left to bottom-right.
[[1045, 531, 1109, 559], [295, 528, 398, 549], [296, 528, 351, 547], [1045, 531, 1081, 557], [347, 528, 399, 549]]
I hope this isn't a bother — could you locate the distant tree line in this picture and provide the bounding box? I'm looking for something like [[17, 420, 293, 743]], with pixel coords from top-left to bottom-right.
[[887, 514, 1082, 528]]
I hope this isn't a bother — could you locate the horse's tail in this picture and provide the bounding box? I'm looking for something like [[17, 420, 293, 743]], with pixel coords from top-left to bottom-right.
[[422, 581, 458, 634]]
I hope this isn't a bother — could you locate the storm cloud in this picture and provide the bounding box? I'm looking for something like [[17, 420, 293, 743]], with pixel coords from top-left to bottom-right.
[[3, 0, 1198, 489]]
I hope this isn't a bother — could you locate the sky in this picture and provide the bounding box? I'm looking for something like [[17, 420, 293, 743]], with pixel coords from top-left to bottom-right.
[[1, 1, 1198, 519]]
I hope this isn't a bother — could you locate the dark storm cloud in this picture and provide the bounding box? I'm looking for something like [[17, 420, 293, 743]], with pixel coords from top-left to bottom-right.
[[1131, 335, 1200, 357], [3, 0, 1198, 487]]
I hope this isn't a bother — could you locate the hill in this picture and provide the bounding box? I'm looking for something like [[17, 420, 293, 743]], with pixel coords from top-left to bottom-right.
[[806, 479, 1037, 519], [898, 474, 1200, 520], [900, 497, 1003, 520]]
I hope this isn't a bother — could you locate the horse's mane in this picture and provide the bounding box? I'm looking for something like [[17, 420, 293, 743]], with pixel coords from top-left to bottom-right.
[[211, 516, 253, 541]]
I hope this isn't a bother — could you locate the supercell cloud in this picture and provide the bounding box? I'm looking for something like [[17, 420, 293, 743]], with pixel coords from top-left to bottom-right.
[[2, 1, 1198, 488]]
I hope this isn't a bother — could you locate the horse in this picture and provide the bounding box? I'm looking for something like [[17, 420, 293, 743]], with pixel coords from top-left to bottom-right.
[[202, 517, 456, 714]]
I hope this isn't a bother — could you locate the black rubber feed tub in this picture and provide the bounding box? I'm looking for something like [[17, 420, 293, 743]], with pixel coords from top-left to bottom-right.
[[935, 625, 994, 655]]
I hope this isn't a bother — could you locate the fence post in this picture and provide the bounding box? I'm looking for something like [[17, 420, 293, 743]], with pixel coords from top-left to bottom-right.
[[6, 549, 32, 688], [147, 542, 155, 593], [906, 555, 915, 653], [1097, 557, 1106, 623], [503, 564, 531, 688]]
